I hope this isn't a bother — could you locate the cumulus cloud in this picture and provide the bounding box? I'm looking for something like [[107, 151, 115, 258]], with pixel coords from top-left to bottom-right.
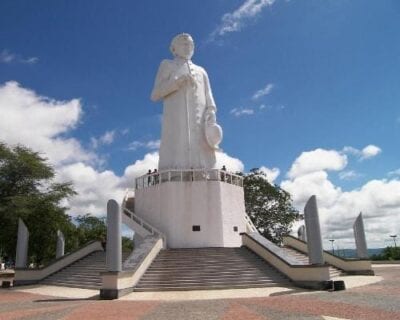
[[259, 166, 280, 183], [57, 162, 126, 217], [343, 144, 382, 161], [0, 81, 95, 165], [230, 107, 254, 117], [0, 49, 38, 64], [216, 151, 244, 173], [209, 0, 276, 41], [281, 147, 400, 248], [361, 145, 382, 159], [252, 83, 274, 100], [287, 148, 347, 179]]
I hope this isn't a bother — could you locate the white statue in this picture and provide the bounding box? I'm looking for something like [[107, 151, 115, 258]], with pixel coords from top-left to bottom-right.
[[151, 33, 222, 171]]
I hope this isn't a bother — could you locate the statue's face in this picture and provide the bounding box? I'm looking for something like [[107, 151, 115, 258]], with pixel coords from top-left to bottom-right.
[[173, 38, 194, 60]]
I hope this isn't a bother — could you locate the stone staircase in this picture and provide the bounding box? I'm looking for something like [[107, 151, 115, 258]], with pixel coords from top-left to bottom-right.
[[134, 247, 291, 292], [41, 250, 130, 290], [282, 246, 343, 278]]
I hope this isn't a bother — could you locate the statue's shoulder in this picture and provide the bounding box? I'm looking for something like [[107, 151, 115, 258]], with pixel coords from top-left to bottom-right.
[[159, 59, 175, 69], [192, 63, 208, 75]]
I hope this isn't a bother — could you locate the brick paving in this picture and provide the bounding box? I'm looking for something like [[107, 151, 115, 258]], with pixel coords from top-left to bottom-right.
[[0, 266, 399, 320]]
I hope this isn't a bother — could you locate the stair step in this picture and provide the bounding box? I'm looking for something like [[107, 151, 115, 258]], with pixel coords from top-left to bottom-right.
[[134, 282, 289, 292], [134, 247, 290, 291]]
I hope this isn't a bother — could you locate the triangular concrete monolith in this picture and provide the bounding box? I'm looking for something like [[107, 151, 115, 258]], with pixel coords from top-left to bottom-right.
[[297, 225, 307, 242], [56, 230, 65, 259], [15, 218, 29, 268], [304, 196, 324, 265], [353, 212, 368, 259]]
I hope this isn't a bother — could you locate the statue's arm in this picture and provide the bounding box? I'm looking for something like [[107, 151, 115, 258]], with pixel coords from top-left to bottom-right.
[[203, 70, 217, 112], [150, 60, 180, 102]]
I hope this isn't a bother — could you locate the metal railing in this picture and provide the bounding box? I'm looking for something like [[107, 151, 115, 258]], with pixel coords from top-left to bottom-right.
[[121, 194, 167, 248], [135, 169, 244, 190], [244, 213, 259, 234]]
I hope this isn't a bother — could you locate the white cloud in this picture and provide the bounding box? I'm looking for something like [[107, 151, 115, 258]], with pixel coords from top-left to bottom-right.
[[127, 139, 160, 151], [343, 144, 382, 161], [123, 152, 160, 184], [91, 130, 116, 149], [281, 147, 400, 248], [216, 151, 244, 173], [259, 166, 280, 183], [209, 0, 276, 40], [287, 148, 347, 179], [0, 49, 38, 64], [0, 81, 95, 165], [282, 171, 342, 209], [252, 83, 274, 100], [57, 162, 126, 217], [230, 107, 254, 117], [99, 131, 115, 145], [361, 145, 381, 160]]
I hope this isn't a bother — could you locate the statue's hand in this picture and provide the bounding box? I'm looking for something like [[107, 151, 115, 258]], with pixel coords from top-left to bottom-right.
[[175, 74, 196, 88]]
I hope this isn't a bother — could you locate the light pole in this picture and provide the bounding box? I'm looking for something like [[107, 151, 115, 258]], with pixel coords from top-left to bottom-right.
[[390, 235, 397, 248], [329, 239, 335, 255]]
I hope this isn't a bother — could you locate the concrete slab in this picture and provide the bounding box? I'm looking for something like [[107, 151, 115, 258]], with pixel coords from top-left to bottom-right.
[[11, 284, 98, 299], [120, 285, 302, 301]]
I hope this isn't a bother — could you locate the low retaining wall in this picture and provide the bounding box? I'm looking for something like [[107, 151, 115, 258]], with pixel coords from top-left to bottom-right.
[[100, 236, 163, 299], [14, 241, 103, 285], [283, 235, 374, 275], [242, 233, 331, 289]]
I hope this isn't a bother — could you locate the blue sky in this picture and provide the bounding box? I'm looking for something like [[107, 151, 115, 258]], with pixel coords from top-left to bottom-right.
[[1, 0, 399, 248]]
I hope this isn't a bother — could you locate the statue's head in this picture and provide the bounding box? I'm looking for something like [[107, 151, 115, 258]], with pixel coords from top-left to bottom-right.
[[170, 33, 194, 60]]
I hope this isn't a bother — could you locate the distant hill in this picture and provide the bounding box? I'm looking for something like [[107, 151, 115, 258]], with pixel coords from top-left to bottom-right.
[[327, 248, 384, 258]]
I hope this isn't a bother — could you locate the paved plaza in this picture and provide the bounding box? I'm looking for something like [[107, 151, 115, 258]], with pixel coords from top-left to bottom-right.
[[0, 265, 399, 320]]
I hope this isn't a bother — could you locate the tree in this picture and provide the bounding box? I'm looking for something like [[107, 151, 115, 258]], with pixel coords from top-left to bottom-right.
[[75, 214, 134, 252], [371, 246, 400, 261], [0, 142, 76, 265], [75, 214, 107, 245], [243, 168, 300, 244]]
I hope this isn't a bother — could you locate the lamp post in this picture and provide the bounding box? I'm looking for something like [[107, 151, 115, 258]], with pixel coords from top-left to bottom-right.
[[390, 235, 397, 248], [329, 239, 335, 255]]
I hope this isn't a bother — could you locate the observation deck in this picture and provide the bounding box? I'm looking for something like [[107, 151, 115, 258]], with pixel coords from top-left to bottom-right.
[[135, 169, 243, 190]]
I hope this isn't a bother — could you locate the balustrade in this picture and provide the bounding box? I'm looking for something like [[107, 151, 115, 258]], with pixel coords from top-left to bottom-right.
[[135, 169, 243, 190]]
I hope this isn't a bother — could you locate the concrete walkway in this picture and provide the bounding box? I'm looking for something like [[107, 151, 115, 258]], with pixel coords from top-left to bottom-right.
[[1, 266, 399, 319]]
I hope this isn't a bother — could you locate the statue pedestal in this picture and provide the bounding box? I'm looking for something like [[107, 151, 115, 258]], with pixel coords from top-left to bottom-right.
[[134, 171, 246, 248]]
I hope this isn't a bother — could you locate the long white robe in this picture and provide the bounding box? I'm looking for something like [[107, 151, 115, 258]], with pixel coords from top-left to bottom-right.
[[151, 58, 217, 171]]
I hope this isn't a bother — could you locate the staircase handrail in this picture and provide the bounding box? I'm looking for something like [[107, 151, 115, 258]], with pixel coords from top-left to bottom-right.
[[14, 241, 103, 285], [244, 213, 259, 234], [283, 235, 374, 275], [122, 204, 167, 248]]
